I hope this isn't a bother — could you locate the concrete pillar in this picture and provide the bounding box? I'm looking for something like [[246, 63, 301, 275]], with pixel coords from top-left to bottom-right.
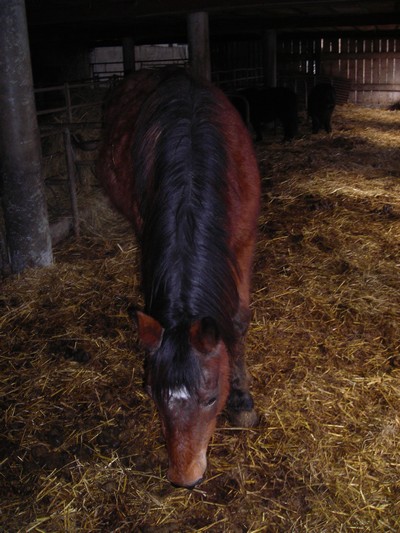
[[0, 0, 53, 273]]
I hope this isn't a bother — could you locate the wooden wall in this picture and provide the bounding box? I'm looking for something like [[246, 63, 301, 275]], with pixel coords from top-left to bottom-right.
[[279, 34, 400, 106], [212, 33, 400, 108]]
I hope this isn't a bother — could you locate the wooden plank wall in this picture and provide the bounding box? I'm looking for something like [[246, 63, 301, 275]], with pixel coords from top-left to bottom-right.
[[211, 35, 400, 107], [278, 35, 400, 107]]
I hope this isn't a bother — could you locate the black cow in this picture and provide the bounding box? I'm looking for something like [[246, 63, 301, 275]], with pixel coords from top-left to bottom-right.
[[237, 86, 298, 142], [308, 83, 336, 134]]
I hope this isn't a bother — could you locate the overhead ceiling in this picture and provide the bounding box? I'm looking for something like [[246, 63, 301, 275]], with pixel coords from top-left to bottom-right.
[[26, 0, 400, 46]]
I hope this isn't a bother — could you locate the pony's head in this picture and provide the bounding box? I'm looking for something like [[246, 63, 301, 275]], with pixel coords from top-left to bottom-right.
[[135, 310, 230, 488]]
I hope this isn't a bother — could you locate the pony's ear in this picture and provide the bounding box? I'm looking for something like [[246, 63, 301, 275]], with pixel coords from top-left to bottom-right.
[[189, 317, 220, 355], [131, 309, 164, 352]]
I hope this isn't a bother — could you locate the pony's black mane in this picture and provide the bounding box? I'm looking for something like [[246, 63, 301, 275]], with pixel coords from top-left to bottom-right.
[[132, 68, 239, 399]]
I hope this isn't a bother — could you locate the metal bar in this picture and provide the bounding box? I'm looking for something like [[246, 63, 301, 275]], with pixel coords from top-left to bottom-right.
[[63, 128, 80, 238]]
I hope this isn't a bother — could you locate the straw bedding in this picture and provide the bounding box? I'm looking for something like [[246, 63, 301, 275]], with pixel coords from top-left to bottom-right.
[[1, 104, 400, 532]]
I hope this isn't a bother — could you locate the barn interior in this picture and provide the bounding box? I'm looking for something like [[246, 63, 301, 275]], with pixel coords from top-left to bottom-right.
[[1, 1, 400, 531]]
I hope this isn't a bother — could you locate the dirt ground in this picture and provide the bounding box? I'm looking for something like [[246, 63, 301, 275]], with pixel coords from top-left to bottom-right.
[[1, 104, 400, 532]]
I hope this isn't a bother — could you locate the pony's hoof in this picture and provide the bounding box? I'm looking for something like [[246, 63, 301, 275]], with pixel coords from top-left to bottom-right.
[[228, 409, 259, 428]]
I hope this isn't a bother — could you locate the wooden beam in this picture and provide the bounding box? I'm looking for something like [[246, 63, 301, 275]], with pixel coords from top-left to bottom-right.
[[123, 37, 136, 74], [188, 12, 211, 80], [263, 30, 277, 87], [25, 0, 400, 29]]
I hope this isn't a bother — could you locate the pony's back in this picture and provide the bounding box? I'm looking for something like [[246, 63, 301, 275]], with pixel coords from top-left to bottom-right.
[[132, 70, 238, 336], [98, 68, 259, 340]]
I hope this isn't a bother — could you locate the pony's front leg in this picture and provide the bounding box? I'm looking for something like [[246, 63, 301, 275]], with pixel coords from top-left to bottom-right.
[[225, 307, 259, 427]]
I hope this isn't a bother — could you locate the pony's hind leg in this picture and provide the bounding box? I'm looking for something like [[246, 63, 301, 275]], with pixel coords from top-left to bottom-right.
[[225, 307, 259, 427]]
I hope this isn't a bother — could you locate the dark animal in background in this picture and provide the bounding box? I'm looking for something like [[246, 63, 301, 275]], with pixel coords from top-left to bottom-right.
[[228, 93, 250, 129], [308, 83, 336, 134], [97, 68, 261, 489], [238, 86, 298, 142]]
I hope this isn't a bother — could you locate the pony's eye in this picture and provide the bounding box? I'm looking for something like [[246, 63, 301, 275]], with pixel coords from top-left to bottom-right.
[[204, 397, 217, 408]]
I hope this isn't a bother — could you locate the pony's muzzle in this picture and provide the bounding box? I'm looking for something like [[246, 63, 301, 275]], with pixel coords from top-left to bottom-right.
[[169, 476, 204, 490], [167, 453, 207, 489]]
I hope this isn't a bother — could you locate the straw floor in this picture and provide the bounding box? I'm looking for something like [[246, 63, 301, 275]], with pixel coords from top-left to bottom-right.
[[1, 104, 400, 532]]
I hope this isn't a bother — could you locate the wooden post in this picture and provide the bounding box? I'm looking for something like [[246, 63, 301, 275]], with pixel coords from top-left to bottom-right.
[[123, 37, 136, 75], [187, 12, 211, 80], [263, 30, 277, 87], [64, 82, 73, 122], [0, 0, 53, 273]]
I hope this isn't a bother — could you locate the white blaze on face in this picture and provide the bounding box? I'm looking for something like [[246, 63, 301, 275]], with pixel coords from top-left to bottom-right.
[[169, 386, 190, 402]]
